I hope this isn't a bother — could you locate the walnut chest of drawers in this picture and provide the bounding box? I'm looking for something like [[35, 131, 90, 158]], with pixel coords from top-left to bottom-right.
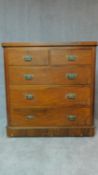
[[2, 42, 97, 137]]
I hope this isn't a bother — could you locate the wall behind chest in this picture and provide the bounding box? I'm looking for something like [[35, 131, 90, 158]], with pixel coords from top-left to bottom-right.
[[0, 0, 98, 119], [0, 0, 98, 42]]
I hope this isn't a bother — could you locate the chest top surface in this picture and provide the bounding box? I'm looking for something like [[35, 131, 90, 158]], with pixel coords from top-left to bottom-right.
[[2, 41, 97, 47]]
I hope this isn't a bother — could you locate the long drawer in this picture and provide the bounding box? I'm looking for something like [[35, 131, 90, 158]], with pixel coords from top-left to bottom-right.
[[9, 86, 91, 107], [9, 107, 92, 127], [8, 66, 92, 85], [5, 47, 49, 66]]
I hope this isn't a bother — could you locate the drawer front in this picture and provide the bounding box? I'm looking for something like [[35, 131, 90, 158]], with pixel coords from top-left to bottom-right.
[[6, 48, 49, 66], [50, 48, 92, 65], [10, 86, 91, 107], [9, 66, 92, 85], [9, 107, 92, 127]]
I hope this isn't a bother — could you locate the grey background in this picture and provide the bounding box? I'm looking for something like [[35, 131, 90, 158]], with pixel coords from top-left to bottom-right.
[[0, 1, 98, 174], [0, 0, 98, 120]]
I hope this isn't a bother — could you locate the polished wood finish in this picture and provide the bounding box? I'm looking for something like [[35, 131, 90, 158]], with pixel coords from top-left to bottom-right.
[[7, 127, 95, 137], [10, 86, 91, 107], [6, 48, 49, 66], [9, 66, 92, 85], [2, 41, 97, 47], [10, 107, 92, 127], [2, 42, 97, 137], [51, 48, 92, 65]]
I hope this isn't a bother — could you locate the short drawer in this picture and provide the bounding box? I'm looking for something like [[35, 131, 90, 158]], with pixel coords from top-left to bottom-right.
[[50, 48, 92, 65], [6, 47, 49, 66], [9, 107, 92, 127], [9, 66, 92, 85], [10, 86, 91, 107]]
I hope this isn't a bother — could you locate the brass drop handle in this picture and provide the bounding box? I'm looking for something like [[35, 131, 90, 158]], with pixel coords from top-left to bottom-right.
[[66, 73, 77, 80], [66, 93, 76, 99], [25, 115, 35, 120], [24, 55, 32, 62], [67, 115, 76, 121], [67, 55, 77, 61], [24, 74, 33, 80], [25, 94, 34, 100]]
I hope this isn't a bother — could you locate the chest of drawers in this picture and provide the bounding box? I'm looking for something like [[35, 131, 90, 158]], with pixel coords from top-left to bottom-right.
[[2, 42, 97, 137]]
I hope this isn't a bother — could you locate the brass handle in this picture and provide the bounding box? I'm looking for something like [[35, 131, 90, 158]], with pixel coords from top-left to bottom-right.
[[25, 115, 35, 120], [66, 73, 77, 80], [67, 55, 77, 61], [66, 93, 76, 99], [67, 115, 76, 121], [24, 55, 32, 62], [24, 74, 33, 80], [25, 94, 34, 100]]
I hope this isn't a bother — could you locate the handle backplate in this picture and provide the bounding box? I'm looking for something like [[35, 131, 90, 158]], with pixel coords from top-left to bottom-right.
[[25, 94, 34, 100], [24, 55, 32, 62], [25, 115, 35, 120], [66, 93, 76, 99], [67, 55, 77, 61], [66, 73, 77, 80], [24, 74, 33, 80], [67, 115, 76, 121]]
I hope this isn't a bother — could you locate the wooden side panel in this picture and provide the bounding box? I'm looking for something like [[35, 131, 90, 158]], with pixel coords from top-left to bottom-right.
[[3, 48, 11, 126], [90, 47, 96, 126]]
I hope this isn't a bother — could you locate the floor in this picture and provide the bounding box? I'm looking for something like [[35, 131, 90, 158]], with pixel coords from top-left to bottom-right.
[[0, 108, 98, 175]]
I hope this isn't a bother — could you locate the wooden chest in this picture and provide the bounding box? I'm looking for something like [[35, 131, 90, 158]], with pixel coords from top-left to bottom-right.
[[2, 42, 97, 137]]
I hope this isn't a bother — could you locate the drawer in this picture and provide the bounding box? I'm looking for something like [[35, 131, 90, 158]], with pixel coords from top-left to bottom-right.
[[9, 107, 92, 127], [6, 47, 49, 66], [9, 66, 92, 85], [10, 86, 91, 107], [50, 48, 92, 65]]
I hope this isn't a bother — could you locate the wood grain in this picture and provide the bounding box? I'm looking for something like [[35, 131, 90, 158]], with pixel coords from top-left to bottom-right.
[[50, 48, 92, 65], [9, 107, 92, 127], [5, 47, 49, 66], [9, 65, 92, 85], [2, 41, 97, 47], [9, 85, 91, 107], [2, 42, 96, 137], [7, 126, 95, 137]]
